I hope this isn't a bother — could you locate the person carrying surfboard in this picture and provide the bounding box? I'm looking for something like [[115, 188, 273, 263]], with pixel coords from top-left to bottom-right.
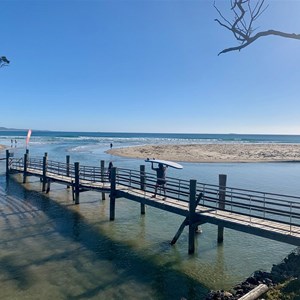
[[151, 163, 167, 199]]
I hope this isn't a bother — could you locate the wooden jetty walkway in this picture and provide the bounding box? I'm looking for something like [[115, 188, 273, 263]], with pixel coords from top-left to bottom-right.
[[4, 150, 300, 253]]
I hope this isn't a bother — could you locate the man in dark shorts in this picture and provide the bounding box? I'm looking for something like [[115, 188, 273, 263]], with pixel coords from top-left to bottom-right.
[[151, 163, 167, 198]]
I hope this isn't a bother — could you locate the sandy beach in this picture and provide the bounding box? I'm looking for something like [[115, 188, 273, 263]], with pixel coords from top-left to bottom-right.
[[107, 143, 300, 163]]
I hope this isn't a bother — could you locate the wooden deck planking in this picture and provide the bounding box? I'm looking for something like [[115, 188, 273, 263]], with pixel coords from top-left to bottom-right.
[[200, 209, 300, 237]]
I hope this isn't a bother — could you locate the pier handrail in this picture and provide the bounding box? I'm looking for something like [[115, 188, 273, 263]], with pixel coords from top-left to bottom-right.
[[8, 156, 300, 229], [116, 168, 300, 227], [47, 159, 74, 178], [9, 156, 23, 168], [197, 182, 300, 227]]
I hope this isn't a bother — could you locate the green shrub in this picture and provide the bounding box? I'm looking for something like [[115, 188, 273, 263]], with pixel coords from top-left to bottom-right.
[[282, 278, 300, 294]]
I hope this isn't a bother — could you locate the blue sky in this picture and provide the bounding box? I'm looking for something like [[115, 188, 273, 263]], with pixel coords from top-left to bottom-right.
[[1, 0, 300, 134]]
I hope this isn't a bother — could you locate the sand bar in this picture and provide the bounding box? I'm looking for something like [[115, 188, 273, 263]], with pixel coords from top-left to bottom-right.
[[107, 143, 300, 163]]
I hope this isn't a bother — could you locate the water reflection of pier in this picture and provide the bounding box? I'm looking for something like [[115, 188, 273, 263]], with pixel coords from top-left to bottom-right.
[[5, 150, 300, 254]]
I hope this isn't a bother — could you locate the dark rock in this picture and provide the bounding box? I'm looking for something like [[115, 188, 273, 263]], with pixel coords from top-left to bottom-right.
[[263, 278, 273, 286], [241, 281, 251, 289], [247, 276, 258, 285], [235, 288, 244, 295], [205, 248, 300, 300], [253, 270, 264, 280], [233, 284, 242, 291]]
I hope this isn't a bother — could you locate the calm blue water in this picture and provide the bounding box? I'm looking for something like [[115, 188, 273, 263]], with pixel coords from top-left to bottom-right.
[[0, 131, 299, 299]]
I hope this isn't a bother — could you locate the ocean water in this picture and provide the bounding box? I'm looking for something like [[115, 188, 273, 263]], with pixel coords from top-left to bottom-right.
[[0, 131, 299, 299]]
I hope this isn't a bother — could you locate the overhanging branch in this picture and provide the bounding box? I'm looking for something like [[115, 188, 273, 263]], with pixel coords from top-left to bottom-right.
[[214, 0, 300, 55], [218, 30, 300, 55]]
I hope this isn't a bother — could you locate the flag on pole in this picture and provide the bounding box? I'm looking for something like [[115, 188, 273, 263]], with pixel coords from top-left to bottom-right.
[[26, 129, 32, 149]]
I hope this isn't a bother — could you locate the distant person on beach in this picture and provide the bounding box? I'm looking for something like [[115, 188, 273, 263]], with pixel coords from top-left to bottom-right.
[[11, 139, 13, 147], [108, 161, 113, 182], [110, 143, 113, 149], [151, 163, 167, 198], [15, 139, 17, 147]]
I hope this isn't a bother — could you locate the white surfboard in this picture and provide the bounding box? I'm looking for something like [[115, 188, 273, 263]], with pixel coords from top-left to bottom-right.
[[145, 158, 183, 169]]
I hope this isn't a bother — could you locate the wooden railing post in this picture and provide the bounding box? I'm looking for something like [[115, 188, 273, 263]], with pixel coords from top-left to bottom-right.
[[42, 153, 48, 192], [109, 167, 116, 220], [100, 160, 105, 200], [23, 152, 28, 183], [6, 150, 10, 176], [140, 165, 146, 214], [188, 179, 197, 254], [66, 155, 70, 188], [218, 174, 227, 243], [74, 162, 80, 204]]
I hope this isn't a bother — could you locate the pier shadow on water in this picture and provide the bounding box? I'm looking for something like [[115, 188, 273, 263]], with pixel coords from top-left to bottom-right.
[[0, 174, 210, 300]]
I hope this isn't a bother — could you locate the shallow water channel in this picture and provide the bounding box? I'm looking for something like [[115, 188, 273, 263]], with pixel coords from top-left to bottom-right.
[[0, 147, 298, 299]]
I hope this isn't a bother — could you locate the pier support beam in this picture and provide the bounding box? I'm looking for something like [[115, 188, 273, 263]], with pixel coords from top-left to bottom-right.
[[23, 152, 28, 183], [110, 167, 116, 220], [218, 174, 227, 243], [74, 162, 80, 204], [42, 153, 48, 192], [188, 179, 197, 254], [140, 165, 146, 215], [171, 192, 203, 246], [100, 160, 106, 200], [171, 217, 189, 245]]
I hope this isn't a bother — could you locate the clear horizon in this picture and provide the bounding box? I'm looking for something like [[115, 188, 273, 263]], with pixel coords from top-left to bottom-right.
[[1, 1, 300, 134]]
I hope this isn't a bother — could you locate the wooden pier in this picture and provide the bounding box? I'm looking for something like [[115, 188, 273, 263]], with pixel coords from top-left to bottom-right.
[[5, 150, 300, 253]]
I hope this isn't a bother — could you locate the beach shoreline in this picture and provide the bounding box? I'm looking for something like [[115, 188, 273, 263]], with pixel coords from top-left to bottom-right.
[[106, 143, 300, 163]]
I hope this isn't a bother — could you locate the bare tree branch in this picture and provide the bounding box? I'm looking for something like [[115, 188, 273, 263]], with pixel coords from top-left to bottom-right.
[[218, 30, 300, 55], [214, 0, 300, 55]]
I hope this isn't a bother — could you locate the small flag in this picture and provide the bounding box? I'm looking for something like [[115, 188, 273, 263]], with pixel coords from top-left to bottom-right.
[[26, 129, 32, 148]]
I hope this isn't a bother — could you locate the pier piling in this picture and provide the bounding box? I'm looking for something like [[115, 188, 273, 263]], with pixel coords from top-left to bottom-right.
[[74, 162, 80, 204], [188, 179, 197, 254], [218, 174, 227, 243], [109, 167, 116, 220], [100, 160, 105, 200], [140, 165, 146, 215], [66, 155, 70, 188], [6, 150, 10, 176], [42, 153, 48, 192], [23, 152, 28, 183]]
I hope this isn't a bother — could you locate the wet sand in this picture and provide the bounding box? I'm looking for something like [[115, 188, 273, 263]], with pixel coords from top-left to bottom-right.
[[107, 143, 300, 163]]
